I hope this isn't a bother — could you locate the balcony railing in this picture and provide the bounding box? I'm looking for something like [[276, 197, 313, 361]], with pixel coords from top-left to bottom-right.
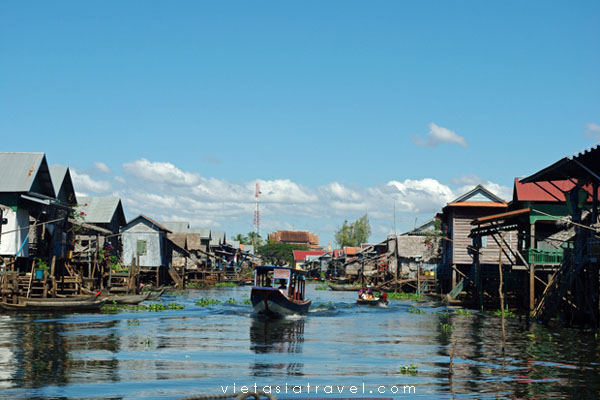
[[526, 248, 563, 265]]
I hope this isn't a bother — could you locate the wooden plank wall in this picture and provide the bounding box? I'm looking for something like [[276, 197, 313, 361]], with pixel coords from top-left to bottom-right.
[[451, 209, 518, 265]]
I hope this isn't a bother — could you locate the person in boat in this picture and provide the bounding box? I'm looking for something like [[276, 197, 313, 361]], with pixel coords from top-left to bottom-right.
[[358, 285, 367, 299], [366, 287, 374, 300], [381, 291, 387, 303]]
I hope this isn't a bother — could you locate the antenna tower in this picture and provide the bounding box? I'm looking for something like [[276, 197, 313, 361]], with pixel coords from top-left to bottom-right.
[[254, 182, 260, 247]]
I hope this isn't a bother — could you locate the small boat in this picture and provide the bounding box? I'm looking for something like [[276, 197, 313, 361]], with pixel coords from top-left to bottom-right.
[[102, 291, 151, 305], [147, 287, 166, 300], [327, 283, 362, 291], [251, 266, 311, 317], [0, 297, 106, 312], [356, 297, 388, 306]]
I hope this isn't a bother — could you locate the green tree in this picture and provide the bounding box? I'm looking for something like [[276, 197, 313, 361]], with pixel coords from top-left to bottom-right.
[[246, 231, 263, 247], [334, 214, 371, 248], [232, 233, 248, 244], [257, 243, 307, 265]]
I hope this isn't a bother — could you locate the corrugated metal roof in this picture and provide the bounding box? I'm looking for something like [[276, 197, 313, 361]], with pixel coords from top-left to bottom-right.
[[168, 232, 187, 248], [210, 230, 225, 246], [0, 152, 55, 197], [188, 228, 211, 239], [521, 144, 600, 183], [292, 250, 327, 261], [515, 178, 598, 202], [187, 234, 204, 250], [161, 221, 190, 233], [123, 215, 172, 233], [77, 196, 124, 224], [49, 165, 77, 204], [48, 165, 67, 193]]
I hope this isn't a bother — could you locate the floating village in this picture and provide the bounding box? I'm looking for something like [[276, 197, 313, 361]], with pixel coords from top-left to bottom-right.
[[0, 148, 599, 330]]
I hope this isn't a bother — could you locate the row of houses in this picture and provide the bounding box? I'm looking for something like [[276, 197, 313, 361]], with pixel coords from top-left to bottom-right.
[[320, 145, 599, 327], [0, 152, 256, 298]]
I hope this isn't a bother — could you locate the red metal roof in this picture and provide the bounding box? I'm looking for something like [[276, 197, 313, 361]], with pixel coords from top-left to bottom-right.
[[292, 250, 327, 261], [514, 178, 596, 202]]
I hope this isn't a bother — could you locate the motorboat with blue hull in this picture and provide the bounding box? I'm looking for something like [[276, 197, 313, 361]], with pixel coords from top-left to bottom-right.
[[251, 265, 311, 317]]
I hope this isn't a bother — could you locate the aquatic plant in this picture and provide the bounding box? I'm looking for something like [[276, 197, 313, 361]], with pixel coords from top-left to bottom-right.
[[440, 323, 454, 333], [315, 284, 329, 290], [215, 282, 237, 287], [407, 305, 424, 314], [493, 308, 516, 318], [195, 298, 221, 306], [399, 364, 418, 375], [186, 281, 206, 289], [386, 292, 424, 301], [241, 299, 251, 305], [225, 298, 238, 304], [141, 338, 153, 346], [133, 302, 184, 311], [127, 320, 140, 326]]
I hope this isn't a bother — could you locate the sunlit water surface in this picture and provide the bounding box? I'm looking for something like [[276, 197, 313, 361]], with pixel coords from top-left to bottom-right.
[[0, 285, 598, 399]]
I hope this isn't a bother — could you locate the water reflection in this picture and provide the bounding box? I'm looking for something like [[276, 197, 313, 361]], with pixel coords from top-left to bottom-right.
[[249, 317, 305, 377]]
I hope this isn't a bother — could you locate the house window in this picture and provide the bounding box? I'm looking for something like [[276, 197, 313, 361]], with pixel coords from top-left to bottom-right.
[[137, 240, 147, 255], [481, 236, 488, 248]]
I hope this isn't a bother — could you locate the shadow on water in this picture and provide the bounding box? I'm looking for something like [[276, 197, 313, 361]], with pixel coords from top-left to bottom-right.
[[249, 317, 305, 377], [430, 309, 600, 399]]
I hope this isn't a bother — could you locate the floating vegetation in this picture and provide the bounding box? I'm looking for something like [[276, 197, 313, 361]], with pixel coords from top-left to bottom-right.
[[225, 298, 238, 304], [195, 298, 221, 306], [399, 364, 418, 375], [186, 281, 206, 289], [386, 292, 424, 301], [494, 308, 516, 318], [315, 284, 329, 291], [134, 302, 184, 311], [441, 323, 454, 333], [454, 309, 472, 316], [408, 305, 424, 314], [127, 320, 140, 326], [141, 338, 153, 346], [215, 282, 237, 287], [241, 299, 251, 305]]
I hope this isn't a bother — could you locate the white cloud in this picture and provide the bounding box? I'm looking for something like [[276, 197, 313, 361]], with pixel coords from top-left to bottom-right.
[[122, 158, 200, 186], [411, 122, 468, 147], [71, 170, 112, 194], [93, 161, 111, 174], [584, 122, 600, 140], [107, 157, 512, 248]]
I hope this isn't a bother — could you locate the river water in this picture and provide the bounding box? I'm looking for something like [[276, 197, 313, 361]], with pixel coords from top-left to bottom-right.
[[0, 285, 598, 399]]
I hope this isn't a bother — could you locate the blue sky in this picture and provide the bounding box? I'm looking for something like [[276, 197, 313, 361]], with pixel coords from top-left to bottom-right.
[[1, 1, 599, 247]]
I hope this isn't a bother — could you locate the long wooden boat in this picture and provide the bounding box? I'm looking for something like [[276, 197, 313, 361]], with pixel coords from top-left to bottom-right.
[[102, 291, 151, 305], [147, 287, 166, 300], [251, 266, 311, 317], [327, 283, 362, 291], [0, 297, 106, 312]]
